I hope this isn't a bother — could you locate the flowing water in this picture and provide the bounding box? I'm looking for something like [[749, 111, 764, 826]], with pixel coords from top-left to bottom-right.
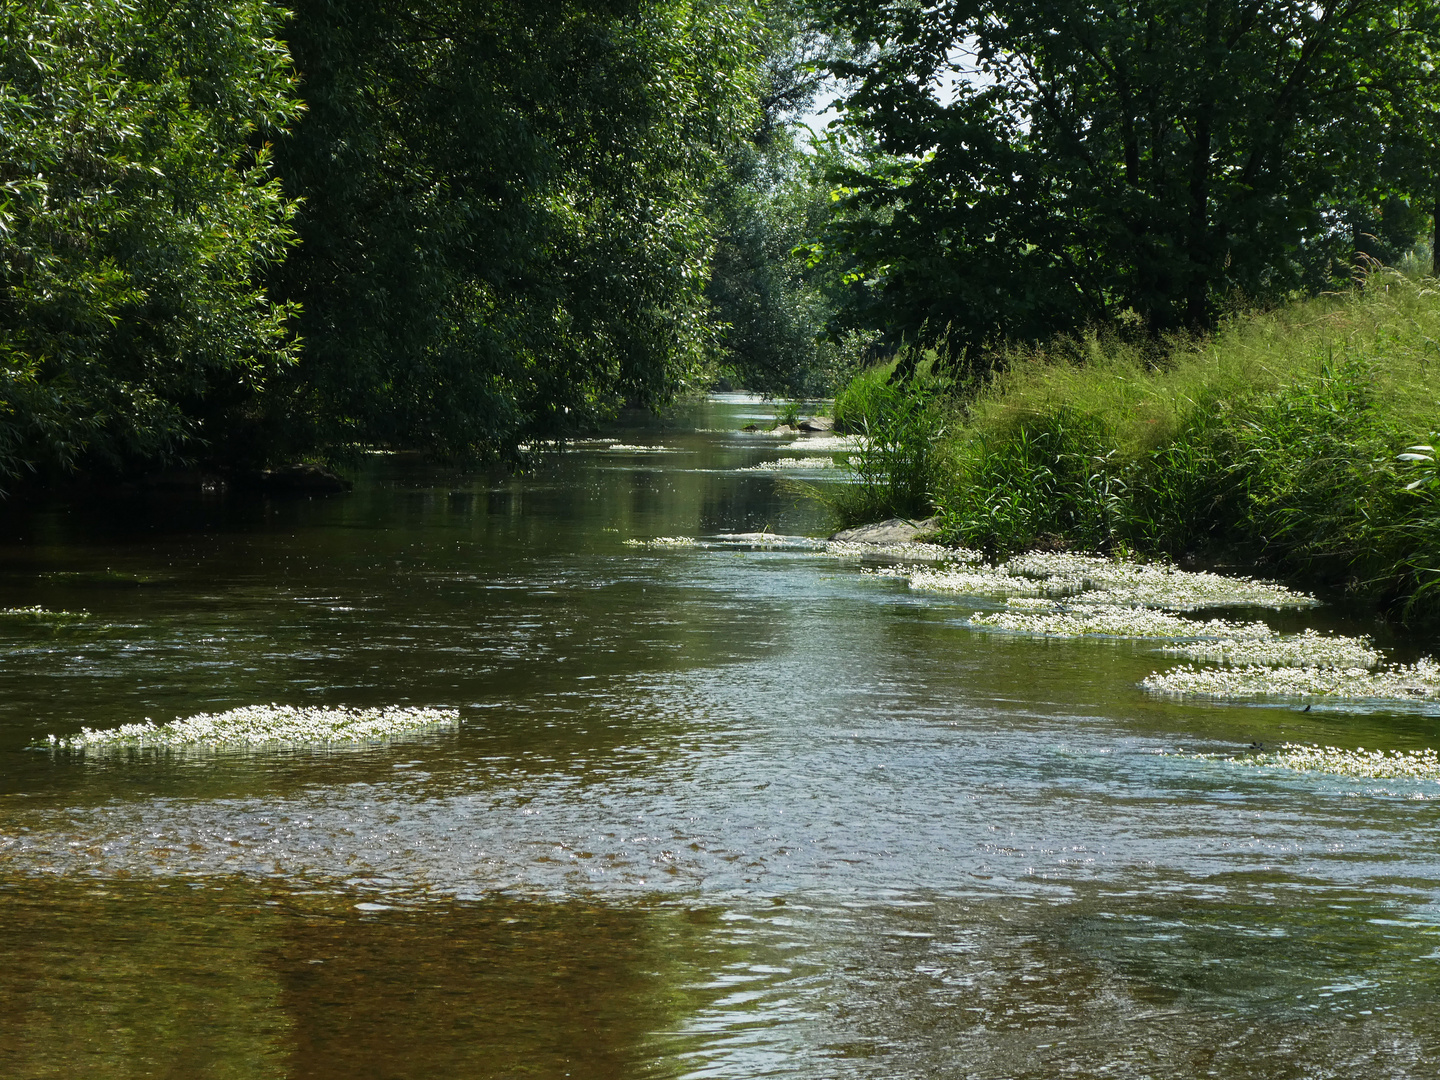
[[2, 395, 1439, 1078]]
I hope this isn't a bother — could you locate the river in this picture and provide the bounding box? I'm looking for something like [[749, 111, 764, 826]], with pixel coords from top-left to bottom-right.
[[1, 394, 1438, 1077]]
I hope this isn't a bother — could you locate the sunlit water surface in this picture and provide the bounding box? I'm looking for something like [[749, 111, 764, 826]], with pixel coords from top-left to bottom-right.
[[2, 396, 1438, 1078]]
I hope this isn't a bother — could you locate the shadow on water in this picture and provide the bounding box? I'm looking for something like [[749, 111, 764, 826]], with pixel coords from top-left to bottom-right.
[[0, 876, 730, 1080], [3, 395, 1440, 1077]]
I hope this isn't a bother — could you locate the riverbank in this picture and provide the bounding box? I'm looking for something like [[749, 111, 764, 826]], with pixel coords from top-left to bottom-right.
[[835, 269, 1440, 626]]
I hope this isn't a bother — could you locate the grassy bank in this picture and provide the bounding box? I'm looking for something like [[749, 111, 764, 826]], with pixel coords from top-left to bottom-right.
[[836, 270, 1440, 624]]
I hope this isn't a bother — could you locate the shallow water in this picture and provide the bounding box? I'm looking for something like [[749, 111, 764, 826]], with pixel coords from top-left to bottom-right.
[[2, 395, 1439, 1078]]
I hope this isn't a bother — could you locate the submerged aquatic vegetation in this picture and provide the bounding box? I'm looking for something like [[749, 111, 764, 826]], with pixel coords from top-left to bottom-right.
[[1159, 628, 1382, 669], [1142, 659, 1440, 701], [48, 704, 460, 750]]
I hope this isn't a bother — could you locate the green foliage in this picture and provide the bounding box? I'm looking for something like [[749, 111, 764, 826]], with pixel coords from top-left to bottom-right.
[[705, 4, 858, 398], [940, 409, 1122, 556], [772, 399, 803, 429], [0, 0, 301, 486], [830, 359, 944, 523], [707, 128, 843, 397], [932, 270, 1440, 622], [272, 0, 767, 460], [822, 0, 1440, 354]]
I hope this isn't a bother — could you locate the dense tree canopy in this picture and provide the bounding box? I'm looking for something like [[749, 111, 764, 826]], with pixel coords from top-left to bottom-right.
[[0, 0, 300, 487], [3, 0, 1438, 489], [822, 0, 1440, 353], [271, 0, 767, 458]]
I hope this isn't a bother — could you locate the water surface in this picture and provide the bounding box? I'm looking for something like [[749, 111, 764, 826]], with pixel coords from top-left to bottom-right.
[[2, 396, 1438, 1077]]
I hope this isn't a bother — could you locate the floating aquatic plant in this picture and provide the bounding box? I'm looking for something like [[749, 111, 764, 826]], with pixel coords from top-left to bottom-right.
[[1183, 743, 1440, 782], [1159, 628, 1382, 670], [834, 541, 976, 563], [777, 435, 864, 453], [906, 565, 1085, 598], [1004, 553, 1316, 610], [623, 536, 700, 548], [1, 606, 90, 621], [604, 444, 677, 453], [969, 604, 1276, 640], [710, 532, 827, 550], [739, 457, 843, 471], [1242, 743, 1440, 780], [47, 704, 460, 750], [1142, 660, 1440, 702]]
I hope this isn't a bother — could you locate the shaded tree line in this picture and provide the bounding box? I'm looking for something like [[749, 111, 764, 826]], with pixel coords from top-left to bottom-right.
[[2, 0, 1438, 490], [820, 0, 1440, 362]]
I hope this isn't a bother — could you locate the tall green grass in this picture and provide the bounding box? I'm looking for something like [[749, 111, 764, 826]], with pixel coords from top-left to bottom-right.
[[882, 269, 1440, 621], [826, 358, 946, 525]]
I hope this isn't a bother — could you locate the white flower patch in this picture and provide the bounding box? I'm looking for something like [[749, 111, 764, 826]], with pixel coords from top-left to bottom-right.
[[740, 457, 844, 471], [623, 536, 700, 548], [1246, 743, 1440, 780], [48, 704, 460, 750], [970, 604, 1276, 639], [779, 435, 864, 453], [907, 565, 1085, 598], [826, 541, 979, 563], [709, 533, 829, 550], [1142, 659, 1440, 701], [1004, 553, 1316, 610], [1160, 628, 1383, 669], [603, 444, 678, 453], [1, 606, 90, 621], [1189, 743, 1440, 782]]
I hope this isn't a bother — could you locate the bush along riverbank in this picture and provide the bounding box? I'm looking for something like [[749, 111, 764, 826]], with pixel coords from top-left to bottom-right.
[[831, 269, 1440, 627]]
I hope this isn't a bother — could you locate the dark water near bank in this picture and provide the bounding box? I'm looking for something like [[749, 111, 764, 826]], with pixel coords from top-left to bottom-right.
[[2, 395, 1439, 1078]]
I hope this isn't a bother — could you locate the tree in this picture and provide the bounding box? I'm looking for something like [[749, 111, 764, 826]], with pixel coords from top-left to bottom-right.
[[822, 0, 1440, 357], [271, 0, 766, 459], [0, 0, 301, 488], [705, 0, 846, 397]]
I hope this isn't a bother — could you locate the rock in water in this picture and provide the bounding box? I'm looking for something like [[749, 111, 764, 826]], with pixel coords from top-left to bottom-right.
[[830, 517, 939, 545]]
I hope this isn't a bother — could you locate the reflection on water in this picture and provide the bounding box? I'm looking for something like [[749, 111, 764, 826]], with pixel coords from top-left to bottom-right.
[[2, 395, 1439, 1077]]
